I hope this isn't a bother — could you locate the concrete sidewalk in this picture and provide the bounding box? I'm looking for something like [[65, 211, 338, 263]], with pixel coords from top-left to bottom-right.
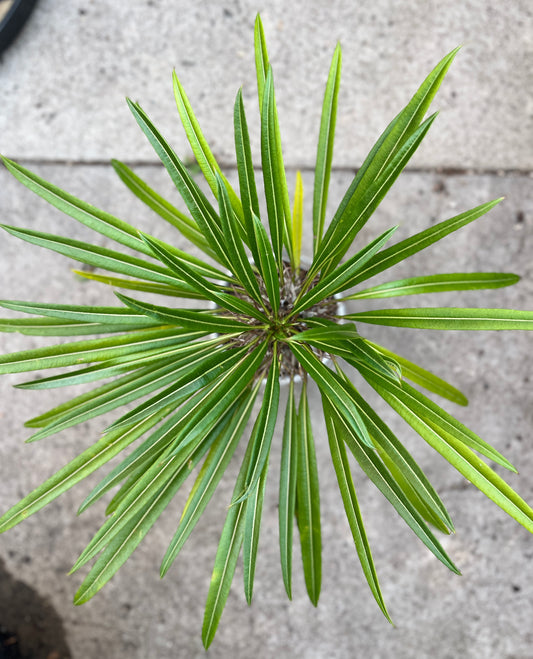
[[1, 1, 532, 658]]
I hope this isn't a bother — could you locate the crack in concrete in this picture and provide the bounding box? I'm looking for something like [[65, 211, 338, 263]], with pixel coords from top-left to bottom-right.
[[2, 160, 533, 177]]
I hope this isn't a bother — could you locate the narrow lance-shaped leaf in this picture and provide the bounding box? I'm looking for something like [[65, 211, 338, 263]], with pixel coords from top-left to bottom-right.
[[254, 13, 269, 112], [292, 171, 303, 271], [357, 364, 515, 472], [0, 224, 197, 292], [215, 173, 264, 305], [243, 454, 269, 604], [252, 213, 280, 316], [313, 43, 341, 251], [111, 159, 211, 254], [344, 272, 521, 300], [0, 411, 167, 533], [288, 341, 373, 448], [293, 225, 398, 314], [324, 398, 392, 621], [296, 379, 322, 606], [344, 198, 504, 289], [234, 345, 280, 503], [346, 307, 533, 331], [172, 72, 246, 228], [366, 340, 468, 406], [279, 378, 298, 599], [312, 113, 438, 277], [202, 430, 257, 649], [323, 398, 460, 575], [234, 88, 262, 266], [313, 46, 460, 274], [365, 374, 533, 534], [160, 382, 261, 577], [138, 232, 265, 321], [116, 293, 258, 334], [126, 99, 230, 267]]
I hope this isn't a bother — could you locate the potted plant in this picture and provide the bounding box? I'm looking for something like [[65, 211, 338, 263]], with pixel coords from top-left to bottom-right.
[[0, 15, 532, 648]]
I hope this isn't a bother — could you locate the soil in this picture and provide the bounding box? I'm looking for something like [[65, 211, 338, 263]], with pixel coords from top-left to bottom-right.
[[0, 557, 71, 659]]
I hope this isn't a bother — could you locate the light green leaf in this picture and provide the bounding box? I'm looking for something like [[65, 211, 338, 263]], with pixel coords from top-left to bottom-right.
[[345, 272, 520, 300], [234, 88, 261, 266], [111, 159, 210, 254], [294, 226, 397, 313], [323, 398, 459, 574], [313, 43, 341, 251], [72, 270, 201, 299], [345, 198, 504, 288], [0, 327, 193, 374], [127, 99, 229, 266], [279, 378, 298, 599], [313, 113, 438, 277], [116, 293, 258, 334], [160, 383, 260, 576], [292, 171, 304, 270], [243, 455, 269, 604], [366, 375, 533, 534], [254, 14, 269, 112], [0, 224, 196, 291], [366, 340, 468, 406], [325, 400, 392, 621], [252, 213, 280, 315], [347, 307, 533, 331], [358, 365, 516, 472], [215, 173, 263, 305], [296, 381, 321, 606], [172, 71, 244, 225], [288, 342, 373, 447]]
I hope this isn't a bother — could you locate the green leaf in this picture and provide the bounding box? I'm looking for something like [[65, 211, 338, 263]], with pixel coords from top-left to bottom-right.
[[111, 159, 211, 254], [72, 270, 201, 299], [0, 327, 194, 374], [261, 68, 289, 267], [292, 171, 304, 270], [172, 72, 244, 225], [312, 113, 437, 277], [116, 293, 257, 334], [366, 375, 533, 534], [325, 401, 392, 621], [215, 173, 263, 305], [323, 398, 459, 575], [234, 88, 262, 266], [0, 224, 196, 291], [288, 342, 372, 447], [243, 455, 269, 604], [295, 380, 321, 606], [160, 383, 261, 576], [138, 232, 265, 321], [254, 14, 269, 112], [0, 316, 159, 337], [0, 301, 157, 325], [366, 340, 468, 406], [202, 428, 257, 648], [0, 412, 165, 533], [279, 378, 298, 599], [126, 99, 229, 266], [313, 43, 341, 251], [346, 307, 533, 331], [345, 272, 520, 300], [294, 226, 398, 313], [233, 347, 280, 504], [1, 157, 153, 258], [344, 198, 504, 288], [334, 368, 454, 533], [313, 46, 460, 274], [252, 213, 280, 315], [358, 365, 516, 472]]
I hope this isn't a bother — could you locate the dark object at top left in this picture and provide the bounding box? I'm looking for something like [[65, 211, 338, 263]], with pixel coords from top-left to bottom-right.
[[0, 0, 38, 55]]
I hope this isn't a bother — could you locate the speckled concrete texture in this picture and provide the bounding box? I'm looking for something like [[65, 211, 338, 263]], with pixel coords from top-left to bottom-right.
[[1, 1, 532, 658]]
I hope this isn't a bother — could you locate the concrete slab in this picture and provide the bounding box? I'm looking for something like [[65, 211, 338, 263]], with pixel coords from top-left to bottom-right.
[[0, 0, 532, 169], [0, 163, 532, 658]]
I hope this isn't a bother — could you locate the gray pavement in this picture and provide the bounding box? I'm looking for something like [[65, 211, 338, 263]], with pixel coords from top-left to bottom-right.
[[1, 1, 532, 658]]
